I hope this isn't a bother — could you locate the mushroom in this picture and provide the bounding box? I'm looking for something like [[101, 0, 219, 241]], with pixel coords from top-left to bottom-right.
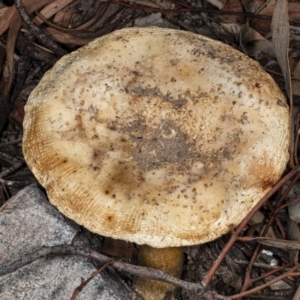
[[22, 27, 290, 299]]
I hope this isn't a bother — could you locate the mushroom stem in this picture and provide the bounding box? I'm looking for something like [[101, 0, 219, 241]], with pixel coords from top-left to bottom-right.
[[134, 245, 184, 300]]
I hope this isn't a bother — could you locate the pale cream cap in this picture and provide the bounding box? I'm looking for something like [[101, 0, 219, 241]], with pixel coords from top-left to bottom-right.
[[23, 27, 290, 247]]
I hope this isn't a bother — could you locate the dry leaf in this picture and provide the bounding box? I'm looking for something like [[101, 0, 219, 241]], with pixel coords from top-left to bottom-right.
[[44, 27, 93, 45], [271, 0, 291, 98], [206, 0, 227, 10], [246, 40, 275, 59], [287, 198, 300, 224], [292, 285, 300, 300], [9, 98, 26, 127], [242, 22, 266, 42], [220, 22, 241, 38], [262, 3, 300, 23], [264, 275, 292, 291], [253, 3, 300, 33], [222, 0, 243, 22], [287, 217, 299, 264], [248, 211, 276, 239], [108, 0, 174, 9], [134, 12, 178, 28], [2, 0, 65, 97], [271, 0, 293, 167], [0, 6, 16, 36], [240, 22, 275, 59], [33, 0, 75, 25], [251, 237, 300, 250], [0, 0, 54, 36], [292, 60, 300, 97], [241, 0, 276, 13], [5, 12, 21, 97], [0, 7, 10, 20], [52, 5, 74, 27], [0, 44, 5, 68]]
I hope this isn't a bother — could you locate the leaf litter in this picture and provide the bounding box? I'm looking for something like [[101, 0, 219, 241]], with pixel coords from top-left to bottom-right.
[[1, 0, 300, 299]]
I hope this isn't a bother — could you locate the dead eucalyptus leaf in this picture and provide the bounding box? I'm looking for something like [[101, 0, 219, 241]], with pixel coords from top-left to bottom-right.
[[241, 0, 275, 13], [292, 285, 300, 300], [52, 5, 74, 27], [221, 0, 243, 22], [287, 217, 299, 264], [0, 6, 16, 36], [287, 197, 300, 224], [0, 44, 5, 69], [266, 276, 292, 291], [9, 98, 26, 127], [0, 7, 10, 20], [292, 61, 300, 97], [0, 0, 54, 36], [134, 12, 177, 28], [5, 11, 21, 97], [271, 0, 291, 97], [206, 0, 226, 10], [240, 22, 274, 59], [271, 0, 293, 167], [242, 22, 266, 42], [109, 0, 173, 9], [252, 237, 300, 250], [44, 27, 93, 45], [248, 211, 276, 239], [262, 3, 300, 23], [247, 40, 275, 60], [0, 0, 56, 87], [33, 0, 75, 25], [254, 3, 300, 34]]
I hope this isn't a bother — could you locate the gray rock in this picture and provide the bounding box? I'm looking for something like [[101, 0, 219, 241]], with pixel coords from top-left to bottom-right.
[[0, 185, 79, 272], [0, 185, 135, 299]]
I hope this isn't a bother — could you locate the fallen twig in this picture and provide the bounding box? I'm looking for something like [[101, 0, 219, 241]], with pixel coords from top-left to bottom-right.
[[70, 259, 115, 300], [203, 165, 300, 286], [2, 245, 230, 300], [14, 0, 67, 57]]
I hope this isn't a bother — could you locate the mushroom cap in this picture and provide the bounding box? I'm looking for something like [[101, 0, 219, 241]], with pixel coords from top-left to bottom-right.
[[23, 27, 290, 248]]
